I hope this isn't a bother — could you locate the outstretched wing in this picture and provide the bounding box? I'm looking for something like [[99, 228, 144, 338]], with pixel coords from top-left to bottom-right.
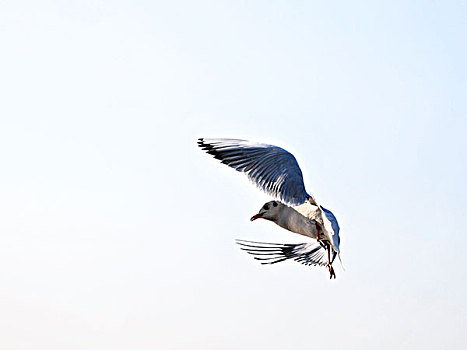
[[236, 239, 331, 266], [198, 138, 315, 206]]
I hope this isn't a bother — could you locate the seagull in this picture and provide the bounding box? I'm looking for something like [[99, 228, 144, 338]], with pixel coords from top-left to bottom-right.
[[198, 138, 342, 278]]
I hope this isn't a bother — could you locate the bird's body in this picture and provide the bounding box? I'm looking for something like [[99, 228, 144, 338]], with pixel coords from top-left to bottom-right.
[[260, 201, 319, 239], [198, 137, 342, 278]]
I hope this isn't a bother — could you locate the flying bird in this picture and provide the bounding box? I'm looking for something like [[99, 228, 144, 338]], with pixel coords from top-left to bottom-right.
[[198, 138, 342, 278]]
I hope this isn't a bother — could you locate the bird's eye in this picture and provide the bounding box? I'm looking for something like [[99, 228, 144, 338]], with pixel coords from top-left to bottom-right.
[[263, 204, 269, 210], [273, 202, 278, 207]]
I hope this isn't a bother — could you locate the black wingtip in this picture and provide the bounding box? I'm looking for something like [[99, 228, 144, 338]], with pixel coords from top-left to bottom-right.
[[197, 137, 212, 150]]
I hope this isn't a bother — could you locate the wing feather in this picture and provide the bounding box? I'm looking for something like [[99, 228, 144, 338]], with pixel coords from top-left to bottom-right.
[[198, 138, 315, 206], [236, 239, 329, 267]]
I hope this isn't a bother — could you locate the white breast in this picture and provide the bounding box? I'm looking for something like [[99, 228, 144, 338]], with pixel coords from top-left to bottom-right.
[[276, 205, 318, 239]]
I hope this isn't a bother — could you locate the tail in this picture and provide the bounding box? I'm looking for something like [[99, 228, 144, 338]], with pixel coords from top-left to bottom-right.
[[337, 253, 346, 271]]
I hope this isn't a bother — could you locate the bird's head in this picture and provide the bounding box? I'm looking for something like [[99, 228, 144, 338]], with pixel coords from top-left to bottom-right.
[[250, 201, 282, 222]]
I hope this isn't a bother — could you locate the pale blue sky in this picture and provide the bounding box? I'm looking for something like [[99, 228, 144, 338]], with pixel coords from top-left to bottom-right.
[[0, 1, 466, 349]]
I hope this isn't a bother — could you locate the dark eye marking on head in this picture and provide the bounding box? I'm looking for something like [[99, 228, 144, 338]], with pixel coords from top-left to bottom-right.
[[273, 201, 278, 207], [263, 204, 269, 210]]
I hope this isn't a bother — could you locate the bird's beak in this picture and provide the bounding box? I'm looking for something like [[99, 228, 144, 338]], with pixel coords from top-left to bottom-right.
[[250, 214, 262, 221]]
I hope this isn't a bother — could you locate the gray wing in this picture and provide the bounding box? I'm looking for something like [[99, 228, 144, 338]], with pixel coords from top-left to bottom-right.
[[320, 206, 340, 235], [320, 206, 341, 253], [198, 138, 315, 206], [236, 239, 329, 266]]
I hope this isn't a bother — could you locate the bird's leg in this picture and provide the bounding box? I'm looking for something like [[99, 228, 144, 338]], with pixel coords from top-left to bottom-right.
[[316, 225, 326, 248], [317, 227, 335, 278], [326, 244, 336, 279]]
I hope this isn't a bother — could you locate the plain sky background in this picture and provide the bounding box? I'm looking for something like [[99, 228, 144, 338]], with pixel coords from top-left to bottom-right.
[[1, 1, 466, 349]]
